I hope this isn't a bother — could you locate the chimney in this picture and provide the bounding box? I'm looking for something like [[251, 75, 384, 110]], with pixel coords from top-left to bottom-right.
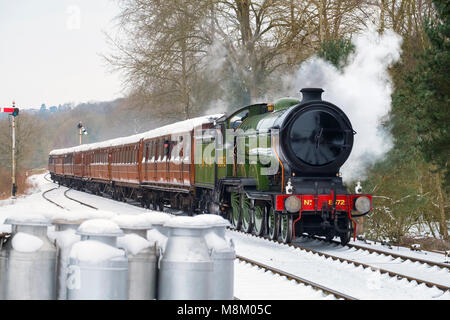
[[300, 88, 324, 103]]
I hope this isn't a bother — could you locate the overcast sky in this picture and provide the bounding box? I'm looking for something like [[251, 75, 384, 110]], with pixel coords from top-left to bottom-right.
[[0, 0, 123, 109]]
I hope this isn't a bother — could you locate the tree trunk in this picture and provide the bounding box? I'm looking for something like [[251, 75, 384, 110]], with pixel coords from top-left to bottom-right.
[[379, 0, 386, 33], [180, 37, 190, 120], [435, 172, 448, 240], [318, 0, 326, 43]]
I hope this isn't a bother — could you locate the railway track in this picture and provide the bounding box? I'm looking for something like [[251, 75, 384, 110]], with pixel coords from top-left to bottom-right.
[[43, 173, 54, 183], [42, 186, 66, 210], [236, 254, 357, 300], [63, 189, 99, 210], [229, 228, 450, 293], [41, 179, 98, 211], [41, 175, 449, 296], [299, 234, 450, 269]]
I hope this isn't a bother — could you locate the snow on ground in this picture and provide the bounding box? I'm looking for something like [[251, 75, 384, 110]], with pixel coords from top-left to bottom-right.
[[234, 259, 338, 300], [340, 238, 449, 265], [1, 172, 449, 300], [0, 173, 151, 230], [227, 230, 450, 300], [293, 237, 450, 287]]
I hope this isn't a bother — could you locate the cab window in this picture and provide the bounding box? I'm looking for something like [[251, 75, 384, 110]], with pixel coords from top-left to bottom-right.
[[229, 109, 249, 129]]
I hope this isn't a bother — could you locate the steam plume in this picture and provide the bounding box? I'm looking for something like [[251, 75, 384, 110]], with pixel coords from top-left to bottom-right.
[[283, 27, 403, 182]]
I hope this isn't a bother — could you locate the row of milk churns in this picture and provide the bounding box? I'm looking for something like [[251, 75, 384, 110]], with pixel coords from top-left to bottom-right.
[[0, 210, 235, 300]]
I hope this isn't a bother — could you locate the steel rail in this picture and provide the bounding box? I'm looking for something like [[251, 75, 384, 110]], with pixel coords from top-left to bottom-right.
[[43, 173, 53, 183], [41, 173, 450, 269], [301, 234, 450, 269], [39, 173, 450, 296], [42, 179, 99, 211], [63, 188, 98, 210], [41, 186, 66, 210], [236, 254, 357, 300], [229, 228, 450, 293]]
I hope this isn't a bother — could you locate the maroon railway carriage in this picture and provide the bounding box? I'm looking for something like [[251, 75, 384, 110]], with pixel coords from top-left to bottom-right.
[[48, 115, 218, 212]]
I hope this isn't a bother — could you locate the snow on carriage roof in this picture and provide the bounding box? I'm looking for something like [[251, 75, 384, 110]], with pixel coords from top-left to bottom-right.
[[49, 113, 224, 156]]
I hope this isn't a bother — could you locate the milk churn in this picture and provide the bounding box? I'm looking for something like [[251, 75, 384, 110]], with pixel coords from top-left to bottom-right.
[[194, 214, 235, 300], [52, 218, 85, 300], [113, 214, 157, 300], [158, 216, 213, 300], [0, 214, 57, 300], [67, 219, 128, 300], [143, 211, 172, 236]]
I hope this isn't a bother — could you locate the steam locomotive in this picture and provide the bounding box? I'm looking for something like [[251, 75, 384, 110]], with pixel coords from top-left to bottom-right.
[[48, 88, 372, 244]]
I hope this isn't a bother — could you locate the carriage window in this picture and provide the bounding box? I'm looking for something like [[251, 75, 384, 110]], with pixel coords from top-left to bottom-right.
[[156, 140, 161, 160], [152, 141, 156, 160], [164, 140, 170, 159]]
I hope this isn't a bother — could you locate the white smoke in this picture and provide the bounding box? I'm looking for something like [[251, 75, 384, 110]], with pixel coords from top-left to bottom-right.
[[283, 27, 403, 182]]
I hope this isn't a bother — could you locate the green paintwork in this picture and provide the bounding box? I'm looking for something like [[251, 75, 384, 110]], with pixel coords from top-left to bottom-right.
[[231, 192, 240, 227], [194, 97, 298, 191], [253, 205, 264, 234], [194, 133, 216, 187], [240, 193, 251, 230], [274, 97, 300, 111]]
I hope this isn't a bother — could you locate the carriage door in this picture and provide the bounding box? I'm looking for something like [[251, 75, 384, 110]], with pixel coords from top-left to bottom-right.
[[215, 124, 226, 182], [108, 151, 112, 180], [164, 138, 170, 183]]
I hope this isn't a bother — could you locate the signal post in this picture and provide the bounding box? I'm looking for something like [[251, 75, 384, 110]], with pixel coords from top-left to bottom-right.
[[77, 121, 87, 145], [1, 102, 19, 198]]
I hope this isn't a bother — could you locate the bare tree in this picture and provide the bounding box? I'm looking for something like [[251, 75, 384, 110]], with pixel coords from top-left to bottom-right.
[[106, 0, 213, 119]]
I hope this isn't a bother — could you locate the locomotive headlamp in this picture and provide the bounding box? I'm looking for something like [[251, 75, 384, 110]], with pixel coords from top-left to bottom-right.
[[355, 196, 371, 214], [285, 196, 301, 213]]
